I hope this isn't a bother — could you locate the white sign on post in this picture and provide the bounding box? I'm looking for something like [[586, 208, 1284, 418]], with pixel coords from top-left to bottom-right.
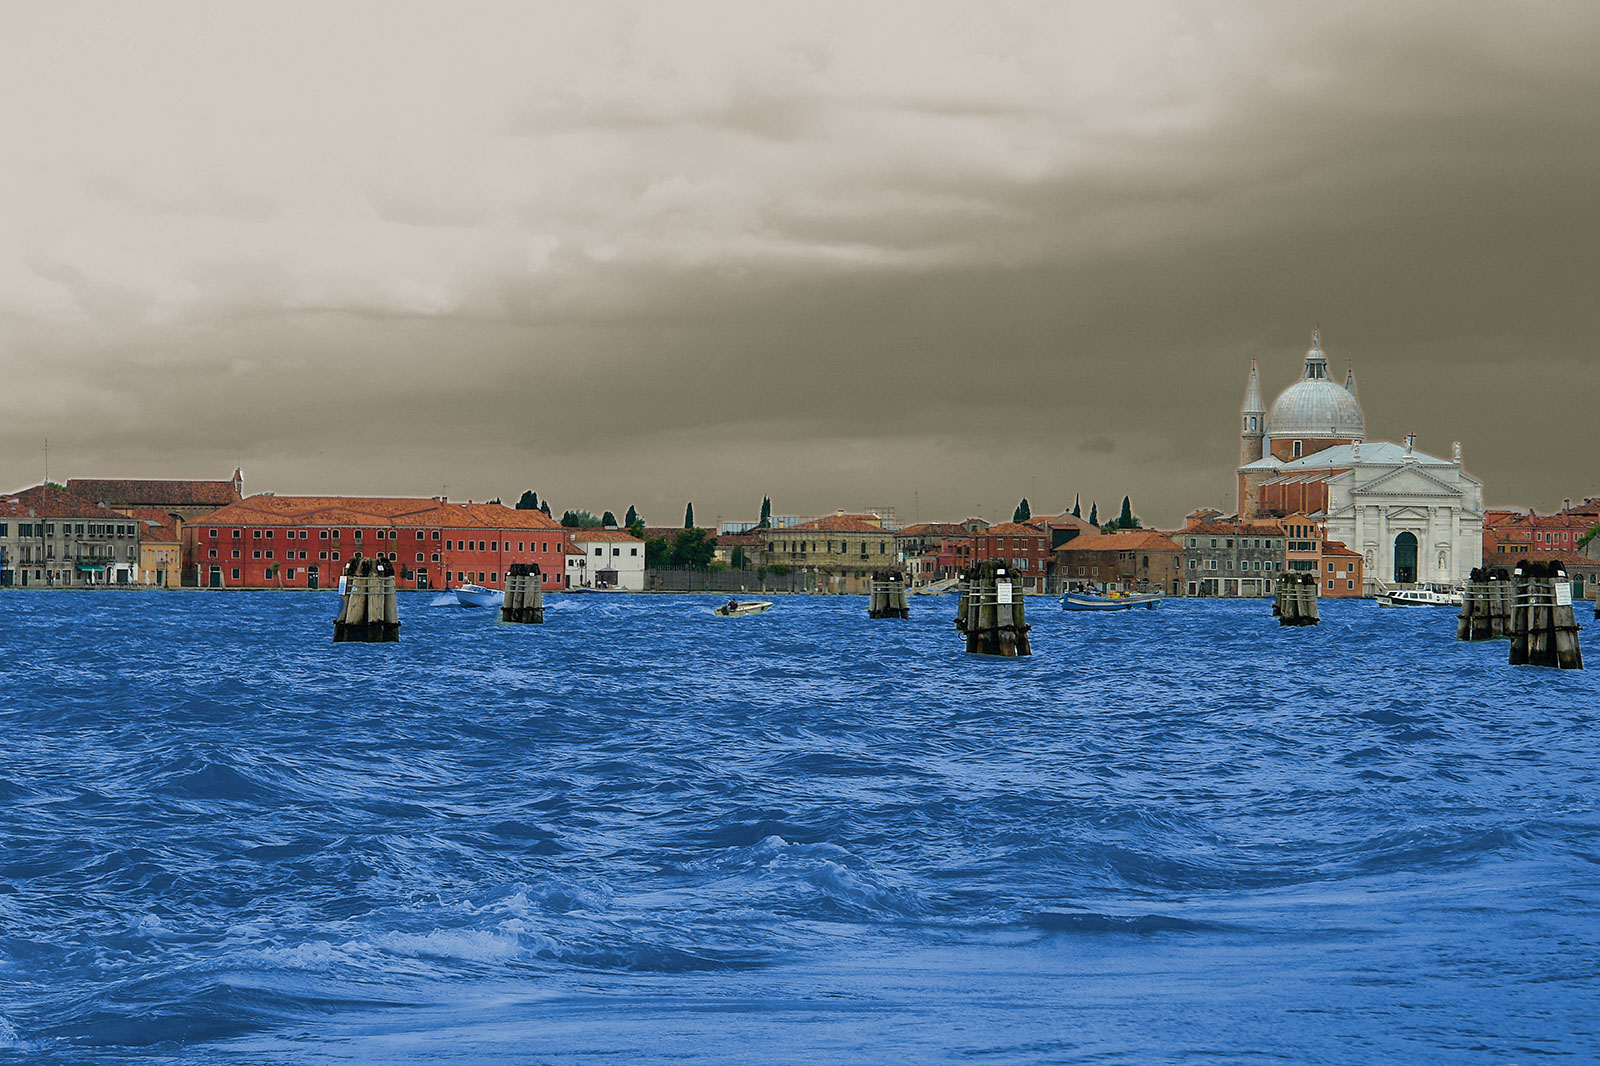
[[1555, 582, 1573, 607], [996, 581, 1013, 605]]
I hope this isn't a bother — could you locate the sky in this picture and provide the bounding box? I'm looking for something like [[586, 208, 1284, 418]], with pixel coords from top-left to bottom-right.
[[2, 1, 1596, 528]]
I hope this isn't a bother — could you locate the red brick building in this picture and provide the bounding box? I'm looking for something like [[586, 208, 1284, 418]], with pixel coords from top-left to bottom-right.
[[183, 495, 568, 590], [970, 521, 1051, 591], [66, 471, 244, 522]]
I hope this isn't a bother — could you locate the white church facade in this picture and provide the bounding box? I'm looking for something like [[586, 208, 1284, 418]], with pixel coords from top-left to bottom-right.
[[1236, 331, 1484, 594]]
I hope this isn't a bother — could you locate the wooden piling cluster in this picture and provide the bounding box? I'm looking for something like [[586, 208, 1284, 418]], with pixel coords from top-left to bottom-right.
[[867, 569, 910, 619], [1457, 567, 1511, 641], [1272, 572, 1319, 626], [958, 560, 1030, 656], [1509, 560, 1583, 669], [501, 563, 545, 624], [333, 554, 400, 642]]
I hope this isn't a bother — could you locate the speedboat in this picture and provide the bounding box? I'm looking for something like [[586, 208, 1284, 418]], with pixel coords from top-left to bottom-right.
[[1377, 585, 1462, 608], [713, 600, 772, 617], [454, 583, 504, 608], [1062, 588, 1163, 611]]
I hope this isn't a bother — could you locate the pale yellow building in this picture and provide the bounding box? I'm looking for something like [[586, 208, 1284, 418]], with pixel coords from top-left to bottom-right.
[[760, 513, 896, 573]]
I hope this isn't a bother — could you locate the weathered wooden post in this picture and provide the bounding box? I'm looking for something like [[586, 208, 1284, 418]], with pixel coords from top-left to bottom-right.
[[962, 560, 1030, 656], [1508, 560, 1580, 668], [334, 554, 400, 642], [1457, 567, 1498, 641], [1274, 571, 1319, 626], [501, 562, 545, 624], [954, 569, 971, 633], [868, 569, 909, 619]]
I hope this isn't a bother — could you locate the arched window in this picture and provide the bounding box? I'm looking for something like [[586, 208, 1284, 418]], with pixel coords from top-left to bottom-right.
[[1292, 440, 1303, 458]]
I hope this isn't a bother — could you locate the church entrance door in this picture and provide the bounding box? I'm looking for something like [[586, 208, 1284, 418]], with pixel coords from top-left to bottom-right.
[[1394, 532, 1418, 584]]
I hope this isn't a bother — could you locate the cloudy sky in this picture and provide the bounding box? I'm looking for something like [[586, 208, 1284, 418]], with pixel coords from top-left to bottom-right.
[[2, 1, 1596, 527]]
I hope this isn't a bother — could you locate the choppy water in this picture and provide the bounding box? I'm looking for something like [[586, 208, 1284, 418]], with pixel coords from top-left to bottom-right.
[[1, 591, 1597, 1064]]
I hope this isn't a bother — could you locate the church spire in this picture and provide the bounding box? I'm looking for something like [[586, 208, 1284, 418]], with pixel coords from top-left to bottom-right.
[[1241, 358, 1264, 416], [1240, 358, 1265, 466], [1344, 357, 1358, 400]]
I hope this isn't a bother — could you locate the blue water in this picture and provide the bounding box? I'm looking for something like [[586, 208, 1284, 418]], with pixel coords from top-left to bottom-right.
[[2, 591, 1597, 1064]]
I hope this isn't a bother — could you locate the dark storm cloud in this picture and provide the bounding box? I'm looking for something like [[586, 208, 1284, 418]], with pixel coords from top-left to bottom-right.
[[2, 3, 1597, 524]]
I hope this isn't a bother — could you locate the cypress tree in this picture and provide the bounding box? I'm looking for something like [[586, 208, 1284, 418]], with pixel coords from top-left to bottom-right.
[[1013, 498, 1031, 523], [1072, 494, 1081, 518], [1088, 501, 1098, 526], [601, 510, 617, 528], [539, 500, 552, 517], [684, 502, 695, 529], [759, 496, 772, 529], [1117, 495, 1138, 529], [515, 490, 538, 510], [624, 504, 639, 527]]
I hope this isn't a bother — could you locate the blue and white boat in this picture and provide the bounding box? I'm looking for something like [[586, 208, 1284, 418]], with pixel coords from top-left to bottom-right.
[[1062, 588, 1163, 611], [454, 583, 504, 608]]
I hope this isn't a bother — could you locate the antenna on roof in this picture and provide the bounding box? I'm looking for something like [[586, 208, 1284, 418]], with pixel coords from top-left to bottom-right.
[[43, 437, 48, 484]]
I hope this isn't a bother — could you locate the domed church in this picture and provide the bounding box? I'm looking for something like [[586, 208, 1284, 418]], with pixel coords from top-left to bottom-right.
[[1235, 330, 1484, 592]]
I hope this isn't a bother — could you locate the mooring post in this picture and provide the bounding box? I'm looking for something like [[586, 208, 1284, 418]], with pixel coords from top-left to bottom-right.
[[962, 560, 1030, 656], [868, 569, 909, 619], [1458, 567, 1498, 641], [954, 569, 971, 633], [334, 554, 400, 643], [1274, 572, 1319, 626], [501, 562, 545, 624]]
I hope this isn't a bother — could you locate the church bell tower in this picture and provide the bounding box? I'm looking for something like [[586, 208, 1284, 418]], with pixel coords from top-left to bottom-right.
[[1240, 358, 1265, 465]]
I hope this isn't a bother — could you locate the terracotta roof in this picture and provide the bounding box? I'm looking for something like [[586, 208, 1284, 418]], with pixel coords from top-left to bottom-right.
[[895, 523, 970, 537], [65, 477, 239, 507], [787, 514, 887, 533], [194, 495, 565, 531], [980, 522, 1049, 537], [1, 484, 123, 519], [1183, 521, 1285, 537], [129, 507, 180, 542], [715, 532, 764, 547], [1056, 530, 1183, 554], [1323, 540, 1363, 558], [568, 528, 644, 543], [1030, 513, 1098, 532]]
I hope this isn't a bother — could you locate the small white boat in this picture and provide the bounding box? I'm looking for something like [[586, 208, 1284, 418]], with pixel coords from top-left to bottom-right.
[[1377, 585, 1462, 608], [1062, 588, 1163, 611], [454, 583, 504, 608], [713, 600, 772, 617]]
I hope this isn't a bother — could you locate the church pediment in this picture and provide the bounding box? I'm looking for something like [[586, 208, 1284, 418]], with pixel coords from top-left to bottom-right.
[[1353, 465, 1465, 499]]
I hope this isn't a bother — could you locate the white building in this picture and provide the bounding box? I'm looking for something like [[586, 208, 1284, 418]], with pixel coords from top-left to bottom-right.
[[566, 529, 646, 590], [1236, 330, 1484, 593]]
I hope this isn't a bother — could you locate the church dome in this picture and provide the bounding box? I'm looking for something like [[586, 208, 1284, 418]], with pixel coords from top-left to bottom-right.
[[1265, 330, 1365, 441]]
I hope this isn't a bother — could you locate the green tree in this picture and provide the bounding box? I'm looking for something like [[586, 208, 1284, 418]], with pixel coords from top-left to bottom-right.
[[645, 537, 671, 568], [624, 504, 639, 527], [759, 496, 772, 529], [539, 500, 552, 517], [1013, 497, 1031, 523], [601, 510, 618, 528], [1072, 494, 1081, 518], [684, 502, 695, 528], [1118, 495, 1139, 529], [1088, 501, 1098, 525], [515, 490, 538, 510], [486, 496, 502, 505], [560, 509, 602, 528], [669, 527, 715, 568], [627, 516, 646, 540], [730, 545, 747, 569]]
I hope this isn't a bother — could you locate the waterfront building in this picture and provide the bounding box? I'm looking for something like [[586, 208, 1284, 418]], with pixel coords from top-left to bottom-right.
[[893, 523, 972, 581], [1176, 518, 1285, 598], [183, 495, 568, 590], [1237, 330, 1484, 592], [567, 528, 646, 590], [712, 532, 766, 569], [1483, 501, 1600, 598], [969, 521, 1051, 592], [759, 513, 895, 574], [1056, 530, 1184, 595], [0, 484, 141, 586], [1029, 511, 1098, 550], [132, 509, 182, 588], [65, 471, 244, 522]]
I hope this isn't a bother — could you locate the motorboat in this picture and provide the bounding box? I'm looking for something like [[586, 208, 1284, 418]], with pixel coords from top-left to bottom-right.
[[713, 599, 773, 617], [1062, 587, 1163, 611], [454, 583, 504, 608], [1377, 585, 1462, 608]]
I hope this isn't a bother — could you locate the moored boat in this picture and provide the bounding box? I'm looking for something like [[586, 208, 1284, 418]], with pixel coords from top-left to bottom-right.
[[454, 583, 504, 608], [1062, 588, 1163, 611], [1377, 585, 1462, 608]]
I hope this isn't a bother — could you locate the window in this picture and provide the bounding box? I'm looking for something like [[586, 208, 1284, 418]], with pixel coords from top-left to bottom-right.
[[541, 542, 548, 552], [266, 550, 273, 559], [354, 530, 363, 541], [491, 573, 499, 582], [320, 551, 328, 560], [416, 531, 425, 541], [1293, 441, 1303, 458], [432, 531, 440, 540], [416, 553, 425, 562], [630, 548, 638, 556], [232, 529, 241, 539], [208, 549, 216, 559], [1327, 562, 1334, 572], [253, 529, 262, 539], [320, 530, 329, 539], [594, 547, 603, 557], [1347, 580, 1355, 589], [446, 540, 453, 550], [518, 542, 525, 552], [253, 549, 262, 559], [232, 568, 240, 580], [287, 569, 295, 579], [332, 552, 340, 561], [232, 549, 241, 558], [491, 541, 498, 551]]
